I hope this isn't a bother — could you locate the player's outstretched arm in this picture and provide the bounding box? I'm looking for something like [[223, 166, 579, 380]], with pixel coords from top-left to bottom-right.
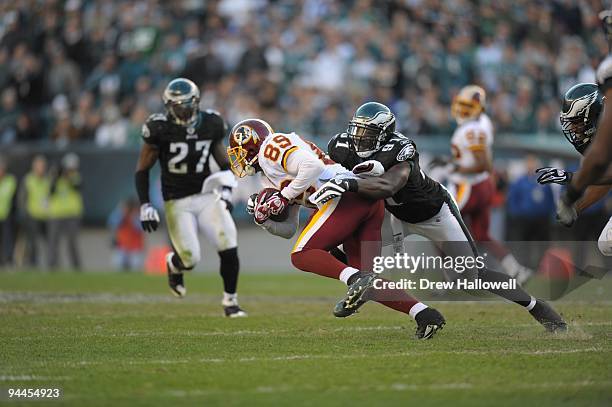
[[576, 185, 612, 213], [354, 162, 411, 199]]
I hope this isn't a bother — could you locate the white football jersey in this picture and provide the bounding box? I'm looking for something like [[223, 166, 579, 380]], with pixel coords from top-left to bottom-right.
[[596, 54, 612, 90], [450, 114, 494, 184], [257, 132, 349, 207]]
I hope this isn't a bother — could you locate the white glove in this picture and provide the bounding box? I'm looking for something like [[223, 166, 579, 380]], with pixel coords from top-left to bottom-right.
[[309, 178, 356, 207], [352, 160, 385, 177], [556, 197, 578, 227], [140, 203, 160, 232]]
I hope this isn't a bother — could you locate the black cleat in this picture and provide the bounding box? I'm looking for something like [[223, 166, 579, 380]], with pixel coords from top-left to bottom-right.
[[414, 307, 445, 340], [333, 273, 377, 317], [222, 300, 248, 318], [529, 300, 567, 333], [166, 254, 186, 298]]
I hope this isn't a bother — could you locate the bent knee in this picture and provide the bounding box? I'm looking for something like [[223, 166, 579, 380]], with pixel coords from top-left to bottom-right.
[[177, 249, 200, 269]]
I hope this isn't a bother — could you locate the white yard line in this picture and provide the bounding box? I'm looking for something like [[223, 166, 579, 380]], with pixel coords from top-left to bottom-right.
[[164, 380, 612, 397]]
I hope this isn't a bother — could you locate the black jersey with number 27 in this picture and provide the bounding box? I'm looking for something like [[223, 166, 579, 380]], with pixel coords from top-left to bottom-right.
[[142, 110, 227, 201], [328, 132, 447, 223]]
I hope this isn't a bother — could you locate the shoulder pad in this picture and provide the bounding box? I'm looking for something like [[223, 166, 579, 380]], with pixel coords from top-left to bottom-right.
[[146, 113, 168, 123]]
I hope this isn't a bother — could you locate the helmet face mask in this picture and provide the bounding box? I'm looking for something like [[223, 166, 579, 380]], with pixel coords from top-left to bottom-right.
[[227, 119, 274, 178], [559, 83, 603, 153], [163, 78, 200, 126], [347, 102, 395, 158]]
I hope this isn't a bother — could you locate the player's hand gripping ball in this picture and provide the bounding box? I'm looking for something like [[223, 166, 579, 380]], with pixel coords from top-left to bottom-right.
[[253, 188, 290, 223]]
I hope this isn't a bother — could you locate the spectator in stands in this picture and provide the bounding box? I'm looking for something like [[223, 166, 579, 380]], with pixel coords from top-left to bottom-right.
[[20, 155, 49, 268], [107, 197, 144, 271], [47, 153, 83, 270], [0, 156, 16, 267]]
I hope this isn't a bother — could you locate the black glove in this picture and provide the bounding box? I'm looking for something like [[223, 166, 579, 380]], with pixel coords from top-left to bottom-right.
[[536, 167, 573, 185]]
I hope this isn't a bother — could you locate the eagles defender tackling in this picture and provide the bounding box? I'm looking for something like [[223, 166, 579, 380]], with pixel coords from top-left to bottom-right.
[[228, 118, 446, 340], [312, 102, 567, 332], [134, 78, 246, 317]]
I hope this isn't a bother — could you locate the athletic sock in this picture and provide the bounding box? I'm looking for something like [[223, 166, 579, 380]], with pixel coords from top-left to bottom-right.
[[479, 268, 532, 307], [167, 253, 181, 274], [342, 267, 361, 285], [222, 292, 238, 306], [219, 248, 239, 294]]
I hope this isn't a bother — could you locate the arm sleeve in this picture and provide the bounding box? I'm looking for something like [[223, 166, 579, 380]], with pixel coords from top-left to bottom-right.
[[257, 204, 300, 239], [280, 148, 325, 200]]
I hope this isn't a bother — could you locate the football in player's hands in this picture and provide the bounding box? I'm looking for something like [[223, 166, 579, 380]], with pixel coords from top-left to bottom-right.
[[255, 188, 290, 222]]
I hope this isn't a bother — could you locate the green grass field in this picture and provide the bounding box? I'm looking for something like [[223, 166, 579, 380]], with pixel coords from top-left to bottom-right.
[[1, 271, 611, 406]]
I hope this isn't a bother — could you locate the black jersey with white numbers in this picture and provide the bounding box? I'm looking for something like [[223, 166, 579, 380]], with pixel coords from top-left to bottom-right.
[[328, 132, 447, 223], [142, 110, 227, 201]]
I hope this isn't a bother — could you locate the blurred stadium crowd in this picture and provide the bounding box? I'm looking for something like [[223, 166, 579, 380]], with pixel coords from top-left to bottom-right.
[[0, 0, 609, 148]]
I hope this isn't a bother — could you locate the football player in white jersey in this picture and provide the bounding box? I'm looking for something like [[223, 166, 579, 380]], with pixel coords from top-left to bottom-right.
[[555, 11, 612, 256], [447, 85, 533, 283], [227, 118, 446, 340]]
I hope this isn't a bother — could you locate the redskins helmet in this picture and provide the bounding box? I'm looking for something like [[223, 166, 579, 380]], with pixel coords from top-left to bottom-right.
[[163, 78, 200, 126], [451, 85, 486, 123], [347, 102, 396, 158], [560, 83, 603, 154], [227, 118, 274, 177]]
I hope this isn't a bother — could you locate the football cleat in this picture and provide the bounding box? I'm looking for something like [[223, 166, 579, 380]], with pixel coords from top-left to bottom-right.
[[529, 300, 567, 333], [166, 254, 186, 298], [333, 273, 377, 317], [414, 308, 446, 340], [222, 299, 248, 318]]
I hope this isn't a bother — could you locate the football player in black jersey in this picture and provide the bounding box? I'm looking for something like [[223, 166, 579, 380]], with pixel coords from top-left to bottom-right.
[[134, 78, 246, 317], [555, 11, 612, 255], [312, 102, 567, 332], [536, 83, 611, 256]]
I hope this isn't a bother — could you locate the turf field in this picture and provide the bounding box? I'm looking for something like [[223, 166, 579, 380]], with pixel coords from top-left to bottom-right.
[[1, 272, 611, 406]]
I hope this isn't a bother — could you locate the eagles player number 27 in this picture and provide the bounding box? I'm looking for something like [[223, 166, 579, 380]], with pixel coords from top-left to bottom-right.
[[168, 140, 212, 174]]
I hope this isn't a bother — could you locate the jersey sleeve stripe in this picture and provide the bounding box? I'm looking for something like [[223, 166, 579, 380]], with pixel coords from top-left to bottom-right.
[[281, 146, 299, 171]]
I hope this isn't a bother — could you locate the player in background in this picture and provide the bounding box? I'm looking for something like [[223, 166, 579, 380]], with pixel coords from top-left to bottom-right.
[[228, 118, 445, 339], [437, 85, 533, 284], [134, 78, 246, 317], [539, 84, 611, 255], [554, 11, 612, 256], [313, 102, 566, 332]]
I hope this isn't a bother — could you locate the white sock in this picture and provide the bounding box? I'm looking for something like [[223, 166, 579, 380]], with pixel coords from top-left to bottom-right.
[[339, 267, 360, 285], [526, 296, 537, 311], [409, 302, 428, 319], [223, 292, 237, 305], [166, 253, 180, 274]]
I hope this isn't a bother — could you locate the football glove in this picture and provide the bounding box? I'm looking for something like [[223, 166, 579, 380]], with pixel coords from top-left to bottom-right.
[[309, 178, 358, 206], [556, 194, 578, 227], [140, 203, 160, 232], [246, 193, 258, 215], [253, 190, 289, 224], [352, 160, 385, 177], [220, 186, 234, 213], [536, 167, 573, 185]]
